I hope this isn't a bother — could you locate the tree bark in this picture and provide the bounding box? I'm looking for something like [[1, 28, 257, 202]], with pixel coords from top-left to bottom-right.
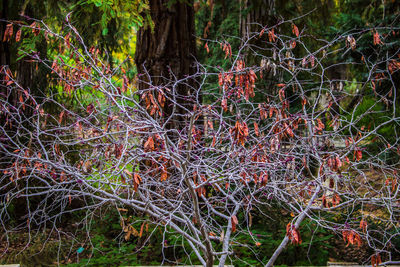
[[135, 2, 213, 266], [135, 0, 198, 135], [239, 0, 276, 46]]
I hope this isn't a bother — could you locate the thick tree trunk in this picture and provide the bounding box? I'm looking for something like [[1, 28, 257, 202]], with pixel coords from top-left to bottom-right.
[[0, 0, 13, 163], [239, 0, 276, 45], [1, 0, 47, 107], [0, 0, 48, 220], [135, 2, 213, 266], [0, 1, 10, 66], [135, 0, 198, 134]]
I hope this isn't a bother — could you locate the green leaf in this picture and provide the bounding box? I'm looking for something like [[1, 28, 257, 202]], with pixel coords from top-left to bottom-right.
[[93, 0, 102, 7]]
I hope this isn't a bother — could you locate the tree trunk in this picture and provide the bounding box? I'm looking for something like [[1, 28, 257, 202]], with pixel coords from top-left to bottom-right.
[[135, 2, 213, 265], [1, 0, 48, 108], [135, 0, 199, 135], [239, 0, 276, 46]]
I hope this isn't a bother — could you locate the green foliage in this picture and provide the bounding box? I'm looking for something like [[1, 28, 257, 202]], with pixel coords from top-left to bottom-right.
[[62, 204, 334, 266], [0, 232, 72, 267], [229, 204, 333, 266], [65, 234, 139, 266], [70, 0, 150, 57], [195, 1, 240, 70]]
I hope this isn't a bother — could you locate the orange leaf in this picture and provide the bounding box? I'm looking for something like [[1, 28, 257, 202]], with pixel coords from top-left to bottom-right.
[[15, 28, 21, 42], [259, 28, 265, 37], [204, 42, 209, 53], [161, 165, 168, 181], [139, 222, 145, 238], [373, 31, 383, 45], [268, 29, 276, 42], [278, 88, 285, 102], [360, 219, 367, 233], [376, 253, 382, 266], [58, 110, 65, 124], [211, 136, 216, 147], [208, 120, 214, 130], [301, 97, 307, 107]]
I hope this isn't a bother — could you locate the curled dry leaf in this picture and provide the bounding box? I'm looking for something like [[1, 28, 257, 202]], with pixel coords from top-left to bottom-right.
[[15, 28, 22, 42], [292, 24, 299, 37], [231, 215, 238, 233]]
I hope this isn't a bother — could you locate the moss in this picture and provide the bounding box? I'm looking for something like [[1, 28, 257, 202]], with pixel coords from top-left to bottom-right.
[[0, 232, 73, 267]]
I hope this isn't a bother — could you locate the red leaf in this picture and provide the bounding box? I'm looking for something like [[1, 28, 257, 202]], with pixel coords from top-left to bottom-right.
[[3, 23, 13, 42], [292, 24, 299, 37], [286, 125, 294, 138], [310, 55, 315, 68], [218, 72, 223, 86], [30, 22, 40, 36], [290, 40, 296, 49], [133, 173, 141, 191], [371, 255, 376, 267], [355, 149, 362, 161], [221, 98, 227, 112], [223, 42, 232, 59], [86, 103, 95, 114], [254, 122, 259, 136], [144, 136, 155, 151], [231, 215, 238, 233], [242, 122, 249, 137], [322, 195, 327, 208], [286, 223, 302, 245]]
